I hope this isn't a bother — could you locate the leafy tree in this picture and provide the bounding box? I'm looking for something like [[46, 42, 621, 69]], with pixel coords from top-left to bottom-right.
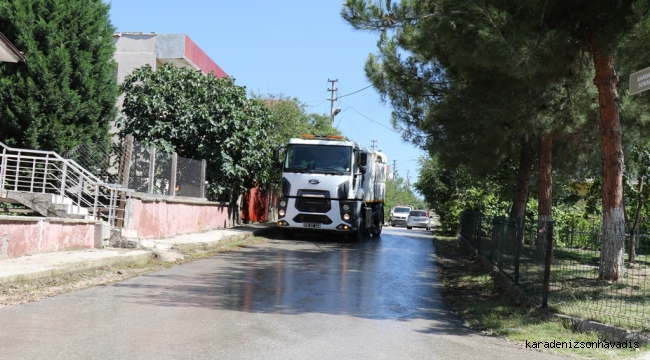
[[0, 0, 118, 153], [414, 156, 512, 232], [117, 64, 274, 206], [251, 93, 340, 147]]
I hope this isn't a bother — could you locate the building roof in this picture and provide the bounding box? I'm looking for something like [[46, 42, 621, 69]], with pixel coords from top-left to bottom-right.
[[0, 32, 25, 63]]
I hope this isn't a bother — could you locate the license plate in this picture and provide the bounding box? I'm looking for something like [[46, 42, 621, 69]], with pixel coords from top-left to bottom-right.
[[303, 223, 321, 228]]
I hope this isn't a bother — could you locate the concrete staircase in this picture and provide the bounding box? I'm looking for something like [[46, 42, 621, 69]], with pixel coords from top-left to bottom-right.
[[0, 190, 90, 219]]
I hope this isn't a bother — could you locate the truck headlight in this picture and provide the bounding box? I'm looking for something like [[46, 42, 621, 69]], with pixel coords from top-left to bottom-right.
[[343, 204, 350, 211], [279, 209, 285, 216], [343, 213, 350, 220]]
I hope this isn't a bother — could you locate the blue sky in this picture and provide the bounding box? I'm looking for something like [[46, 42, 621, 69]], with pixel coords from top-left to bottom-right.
[[107, 0, 426, 189]]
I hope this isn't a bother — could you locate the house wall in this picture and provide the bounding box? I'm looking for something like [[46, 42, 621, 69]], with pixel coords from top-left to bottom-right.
[[0, 217, 99, 259], [125, 193, 230, 239]]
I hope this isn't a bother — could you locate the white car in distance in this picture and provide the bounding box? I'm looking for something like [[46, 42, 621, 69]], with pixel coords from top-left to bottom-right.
[[406, 210, 431, 230]]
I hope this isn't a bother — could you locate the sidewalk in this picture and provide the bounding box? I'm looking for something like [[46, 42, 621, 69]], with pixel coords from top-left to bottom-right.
[[0, 223, 278, 285]]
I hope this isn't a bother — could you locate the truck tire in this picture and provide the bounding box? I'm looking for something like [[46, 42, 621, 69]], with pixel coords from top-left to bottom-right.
[[349, 217, 363, 242], [371, 221, 382, 236], [371, 209, 383, 237]]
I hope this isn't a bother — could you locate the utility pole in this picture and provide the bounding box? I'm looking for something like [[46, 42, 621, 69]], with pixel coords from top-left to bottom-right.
[[327, 79, 338, 127], [371, 140, 377, 150], [406, 170, 411, 187], [393, 160, 397, 179]]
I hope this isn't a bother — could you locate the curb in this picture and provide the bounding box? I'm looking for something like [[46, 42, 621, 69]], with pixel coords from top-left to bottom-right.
[[0, 251, 152, 285], [171, 226, 278, 254], [551, 313, 650, 344], [0, 225, 279, 285]]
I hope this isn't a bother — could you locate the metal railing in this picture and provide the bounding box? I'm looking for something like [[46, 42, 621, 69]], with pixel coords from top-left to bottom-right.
[[0, 141, 132, 225]]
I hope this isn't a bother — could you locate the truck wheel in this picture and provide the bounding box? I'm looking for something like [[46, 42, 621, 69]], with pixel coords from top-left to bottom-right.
[[349, 218, 363, 242], [371, 221, 382, 236], [406, 226, 412, 230]]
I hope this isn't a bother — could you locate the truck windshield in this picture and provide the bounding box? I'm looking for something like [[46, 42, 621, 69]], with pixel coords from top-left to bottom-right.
[[284, 145, 352, 174], [394, 207, 411, 213]]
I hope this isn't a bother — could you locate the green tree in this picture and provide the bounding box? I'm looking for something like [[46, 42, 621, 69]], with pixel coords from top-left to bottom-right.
[[0, 0, 118, 153], [117, 64, 274, 206]]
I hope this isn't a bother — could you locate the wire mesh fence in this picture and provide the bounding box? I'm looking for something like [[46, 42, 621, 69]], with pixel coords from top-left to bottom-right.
[[64, 137, 206, 198], [460, 210, 650, 330]]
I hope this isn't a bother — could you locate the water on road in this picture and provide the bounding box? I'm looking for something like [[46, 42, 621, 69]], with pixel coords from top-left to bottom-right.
[[0, 227, 564, 359]]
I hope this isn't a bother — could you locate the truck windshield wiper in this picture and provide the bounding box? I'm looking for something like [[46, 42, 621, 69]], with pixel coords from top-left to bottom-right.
[[285, 167, 313, 173], [318, 168, 345, 175]]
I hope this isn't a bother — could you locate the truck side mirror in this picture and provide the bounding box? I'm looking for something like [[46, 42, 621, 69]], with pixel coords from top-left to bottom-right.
[[359, 153, 367, 166], [272, 146, 284, 170]]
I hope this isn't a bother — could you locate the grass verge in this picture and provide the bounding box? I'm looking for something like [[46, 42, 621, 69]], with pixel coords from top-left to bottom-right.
[[0, 235, 270, 308], [433, 232, 649, 359]]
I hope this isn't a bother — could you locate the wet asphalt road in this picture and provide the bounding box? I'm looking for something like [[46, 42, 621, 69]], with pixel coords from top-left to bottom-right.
[[0, 227, 565, 359]]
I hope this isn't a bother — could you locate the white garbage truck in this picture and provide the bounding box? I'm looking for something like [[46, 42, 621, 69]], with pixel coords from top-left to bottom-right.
[[272, 135, 387, 241]]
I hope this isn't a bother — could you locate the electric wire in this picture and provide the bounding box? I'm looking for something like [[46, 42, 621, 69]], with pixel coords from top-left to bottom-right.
[[338, 84, 373, 99]]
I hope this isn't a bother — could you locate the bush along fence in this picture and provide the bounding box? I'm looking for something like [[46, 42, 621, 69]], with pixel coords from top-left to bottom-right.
[[460, 210, 650, 331]]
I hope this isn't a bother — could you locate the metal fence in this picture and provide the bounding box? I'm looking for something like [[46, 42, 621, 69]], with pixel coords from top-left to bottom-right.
[[460, 210, 650, 330], [65, 136, 206, 198]]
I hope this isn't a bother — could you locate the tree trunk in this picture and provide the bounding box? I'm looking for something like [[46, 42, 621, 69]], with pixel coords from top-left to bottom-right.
[[509, 137, 534, 246], [536, 134, 553, 259], [592, 47, 626, 281]]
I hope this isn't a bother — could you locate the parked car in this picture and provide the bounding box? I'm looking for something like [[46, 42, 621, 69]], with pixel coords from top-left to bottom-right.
[[390, 205, 413, 227], [406, 210, 431, 230]]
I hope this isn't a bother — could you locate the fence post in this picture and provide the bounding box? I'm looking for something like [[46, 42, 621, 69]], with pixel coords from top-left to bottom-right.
[[498, 218, 506, 269], [514, 216, 522, 285], [0, 146, 6, 190], [542, 220, 554, 308], [116, 135, 133, 228], [170, 152, 177, 196], [200, 159, 206, 199], [147, 146, 156, 194], [60, 162, 68, 197], [476, 214, 482, 254], [42, 154, 49, 193], [14, 151, 21, 190]]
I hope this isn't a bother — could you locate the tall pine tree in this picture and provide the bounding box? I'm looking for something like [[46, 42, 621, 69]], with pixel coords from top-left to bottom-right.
[[0, 0, 118, 153]]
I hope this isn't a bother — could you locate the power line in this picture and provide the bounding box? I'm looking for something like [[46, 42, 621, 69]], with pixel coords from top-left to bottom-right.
[[338, 84, 373, 99], [340, 107, 403, 133]]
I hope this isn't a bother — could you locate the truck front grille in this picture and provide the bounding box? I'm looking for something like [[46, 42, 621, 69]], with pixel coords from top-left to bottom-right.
[[295, 190, 331, 213]]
